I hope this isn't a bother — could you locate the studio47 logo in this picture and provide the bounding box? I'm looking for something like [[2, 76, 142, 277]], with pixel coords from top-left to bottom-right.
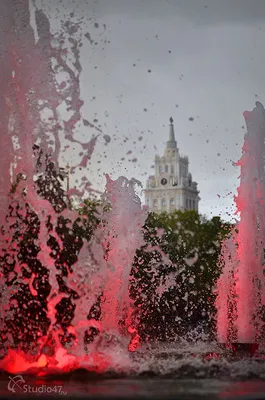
[[8, 374, 67, 395]]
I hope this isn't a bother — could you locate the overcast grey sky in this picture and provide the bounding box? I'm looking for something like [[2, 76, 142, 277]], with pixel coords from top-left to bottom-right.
[[33, 0, 265, 221]]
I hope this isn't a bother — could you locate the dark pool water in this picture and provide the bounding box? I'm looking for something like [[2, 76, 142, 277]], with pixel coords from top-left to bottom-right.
[[1, 376, 265, 399], [1, 343, 265, 399]]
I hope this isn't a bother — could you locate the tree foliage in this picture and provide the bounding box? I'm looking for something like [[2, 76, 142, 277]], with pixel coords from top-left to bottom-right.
[[130, 210, 232, 341], [0, 151, 233, 349]]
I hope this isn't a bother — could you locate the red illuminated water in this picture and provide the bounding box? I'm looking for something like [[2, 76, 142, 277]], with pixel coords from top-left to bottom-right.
[[0, 0, 146, 375], [216, 102, 265, 344], [2, 0, 264, 378]]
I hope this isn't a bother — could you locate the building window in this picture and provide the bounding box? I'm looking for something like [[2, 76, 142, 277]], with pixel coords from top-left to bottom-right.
[[193, 200, 195, 210], [189, 199, 192, 209], [171, 165, 174, 174], [162, 198, 166, 207], [170, 198, 175, 206], [186, 198, 188, 209], [153, 199, 158, 209]]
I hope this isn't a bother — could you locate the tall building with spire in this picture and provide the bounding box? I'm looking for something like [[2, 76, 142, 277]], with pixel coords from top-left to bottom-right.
[[145, 117, 200, 213]]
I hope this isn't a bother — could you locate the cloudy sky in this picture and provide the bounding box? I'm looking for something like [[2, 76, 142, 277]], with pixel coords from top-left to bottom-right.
[[33, 0, 265, 221]]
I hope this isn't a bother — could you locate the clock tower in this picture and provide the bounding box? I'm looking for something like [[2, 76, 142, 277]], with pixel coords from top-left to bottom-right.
[[144, 117, 200, 213]]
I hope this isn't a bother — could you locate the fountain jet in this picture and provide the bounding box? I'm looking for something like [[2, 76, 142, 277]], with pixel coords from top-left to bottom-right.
[[216, 101, 265, 346]]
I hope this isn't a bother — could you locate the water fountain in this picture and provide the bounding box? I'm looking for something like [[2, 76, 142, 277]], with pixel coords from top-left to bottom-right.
[[1, 1, 265, 398], [216, 101, 265, 353], [0, 0, 146, 376]]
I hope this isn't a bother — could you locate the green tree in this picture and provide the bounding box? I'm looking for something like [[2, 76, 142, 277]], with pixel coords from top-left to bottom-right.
[[130, 210, 232, 341]]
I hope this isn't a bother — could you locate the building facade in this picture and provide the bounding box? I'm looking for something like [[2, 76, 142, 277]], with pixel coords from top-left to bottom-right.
[[145, 117, 200, 213]]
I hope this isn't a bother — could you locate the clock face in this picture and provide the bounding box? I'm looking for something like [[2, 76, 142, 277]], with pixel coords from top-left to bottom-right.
[[161, 178, 167, 186]]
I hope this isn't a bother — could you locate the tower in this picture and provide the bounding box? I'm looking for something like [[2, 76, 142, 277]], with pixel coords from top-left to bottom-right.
[[144, 117, 200, 213]]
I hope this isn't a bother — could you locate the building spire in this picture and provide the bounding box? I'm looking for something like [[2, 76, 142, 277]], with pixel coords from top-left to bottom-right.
[[166, 116, 177, 148]]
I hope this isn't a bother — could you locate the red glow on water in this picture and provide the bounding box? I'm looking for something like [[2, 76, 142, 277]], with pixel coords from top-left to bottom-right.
[[220, 381, 265, 398], [190, 352, 220, 360], [28, 273, 38, 296], [1, 350, 47, 374], [128, 333, 140, 352], [0, 345, 114, 375], [127, 322, 140, 352], [204, 352, 219, 360]]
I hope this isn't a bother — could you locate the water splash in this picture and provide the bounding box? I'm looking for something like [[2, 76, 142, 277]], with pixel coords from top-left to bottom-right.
[[0, 0, 146, 374], [2, 0, 265, 379], [216, 102, 265, 343]]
